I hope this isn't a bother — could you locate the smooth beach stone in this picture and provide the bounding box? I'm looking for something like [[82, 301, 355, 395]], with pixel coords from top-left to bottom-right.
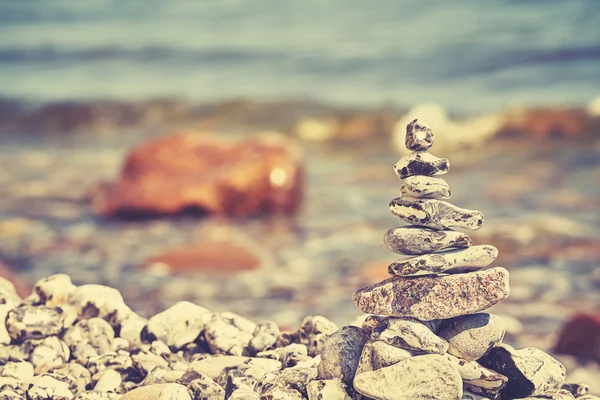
[[25, 274, 75, 308], [390, 197, 484, 230], [317, 326, 369, 386], [120, 383, 191, 400], [307, 378, 351, 400], [355, 340, 413, 376], [394, 151, 449, 180], [383, 226, 471, 256], [445, 354, 507, 398], [479, 344, 566, 399], [371, 317, 448, 354], [352, 267, 510, 321], [389, 245, 498, 276], [405, 119, 435, 151], [401, 175, 451, 199], [353, 354, 462, 400], [5, 306, 64, 342], [145, 301, 212, 350], [438, 313, 506, 362]]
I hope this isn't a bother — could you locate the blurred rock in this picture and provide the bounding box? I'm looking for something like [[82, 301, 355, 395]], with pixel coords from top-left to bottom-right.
[[0, 263, 29, 299], [554, 314, 600, 361], [498, 107, 591, 139], [93, 132, 304, 218]]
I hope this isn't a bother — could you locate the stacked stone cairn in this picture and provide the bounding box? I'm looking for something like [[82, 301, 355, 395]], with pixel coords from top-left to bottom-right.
[[347, 119, 595, 400]]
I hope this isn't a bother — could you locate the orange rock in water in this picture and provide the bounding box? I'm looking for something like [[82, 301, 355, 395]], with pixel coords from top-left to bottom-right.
[[93, 132, 304, 218], [145, 240, 262, 275], [499, 108, 591, 138], [554, 313, 600, 361]]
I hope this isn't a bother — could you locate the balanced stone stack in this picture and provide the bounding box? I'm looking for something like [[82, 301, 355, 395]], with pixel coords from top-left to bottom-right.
[[349, 119, 588, 400]]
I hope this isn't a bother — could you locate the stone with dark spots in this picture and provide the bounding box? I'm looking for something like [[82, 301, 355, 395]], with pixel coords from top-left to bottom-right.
[[5, 305, 64, 342], [389, 197, 484, 230], [317, 326, 369, 386], [479, 344, 566, 398], [394, 152, 449, 180], [370, 317, 448, 355], [401, 175, 451, 200], [353, 354, 462, 400], [352, 267, 510, 321], [389, 245, 498, 276], [445, 354, 507, 398], [383, 226, 471, 256], [438, 313, 506, 362], [405, 119, 435, 151], [561, 383, 590, 398]]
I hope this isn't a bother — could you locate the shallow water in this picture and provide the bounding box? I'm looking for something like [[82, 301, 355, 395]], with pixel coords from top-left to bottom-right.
[[2, 0, 600, 112]]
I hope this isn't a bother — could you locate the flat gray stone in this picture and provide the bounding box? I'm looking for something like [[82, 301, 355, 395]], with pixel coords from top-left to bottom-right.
[[479, 344, 566, 399], [353, 267, 510, 321], [405, 119, 435, 151], [394, 151, 449, 180], [401, 175, 451, 199], [383, 226, 471, 256], [390, 198, 484, 230], [353, 354, 462, 400], [355, 340, 412, 376], [439, 313, 506, 362], [317, 326, 369, 385], [389, 245, 498, 276], [371, 317, 448, 354], [445, 354, 507, 397]]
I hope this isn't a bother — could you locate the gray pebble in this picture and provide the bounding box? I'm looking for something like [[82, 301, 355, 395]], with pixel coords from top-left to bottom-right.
[[353, 354, 462, 400], [228, 388, 260, 400], [297, 316, 338, 357], [383, 226, 471, 256], [394, 152, 449, 180], [25, 275, 75, 308], [390, 197, 484, 230], [27, 375, 74, 400], [145, 302, 212, 350], [389, 245, 498, 276], [29, 336, 70, 374], [445, 354, 507, 398], [400, 175, 451, 200], [317, 326, 368, 385], [248, 322, 279, 354], [203, 312, 256, 356], [63, 318, 115, 364], [405, 119, 435, 151], [479, 344, 566, 398], [371, 317, 448, 354], [439, 313, 506, 362], [307, 378, 351, 400], [355, 340, 412, 376], [5, 306, 64, 342]]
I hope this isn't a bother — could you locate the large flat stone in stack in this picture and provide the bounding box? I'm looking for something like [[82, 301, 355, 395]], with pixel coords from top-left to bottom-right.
[[352, 267, 509, 321], [390, 197, 484, 230], [383, 226, 471, 255]]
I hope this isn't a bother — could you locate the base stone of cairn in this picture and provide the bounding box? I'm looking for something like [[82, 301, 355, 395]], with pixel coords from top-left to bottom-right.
[[344, 119, 589, 399]]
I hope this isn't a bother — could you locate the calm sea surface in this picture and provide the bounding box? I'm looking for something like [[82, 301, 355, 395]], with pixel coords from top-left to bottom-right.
[[1, 0, 600, 113]]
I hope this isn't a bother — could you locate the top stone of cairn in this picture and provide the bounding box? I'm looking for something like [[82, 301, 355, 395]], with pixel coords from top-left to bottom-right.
[[405, 118, 434, 151]]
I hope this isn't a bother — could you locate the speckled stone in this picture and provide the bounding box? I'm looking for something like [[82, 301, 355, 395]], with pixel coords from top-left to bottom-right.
[[307, 378, 351, 400], [203, 312, 256, 356], [371, 317, 448, 354], [388, 245, 498, 276], [445, 354, 507, 398], [405, 119, 435, 151], [479, 344, 566, 399], [390, 198, 484, 230], [401, 175, 451, 200], [317, 326, 369, 385], [439, 313, 506, 362], [67, 285, 133, 328], [145, 301, 212, 350], [383, 226, 471, 256], [29, 336, 70, 374], [297, 316, 338, 357], [353, 354, 462, 400], [5, 306, 64, 342], [352, 267, 510, 320], [394, 152, 449, 180], [257, 367, 317, 398], [63, 318, 114, 364], [355, 340, 412, 376], [25, 274, 75, 308]]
